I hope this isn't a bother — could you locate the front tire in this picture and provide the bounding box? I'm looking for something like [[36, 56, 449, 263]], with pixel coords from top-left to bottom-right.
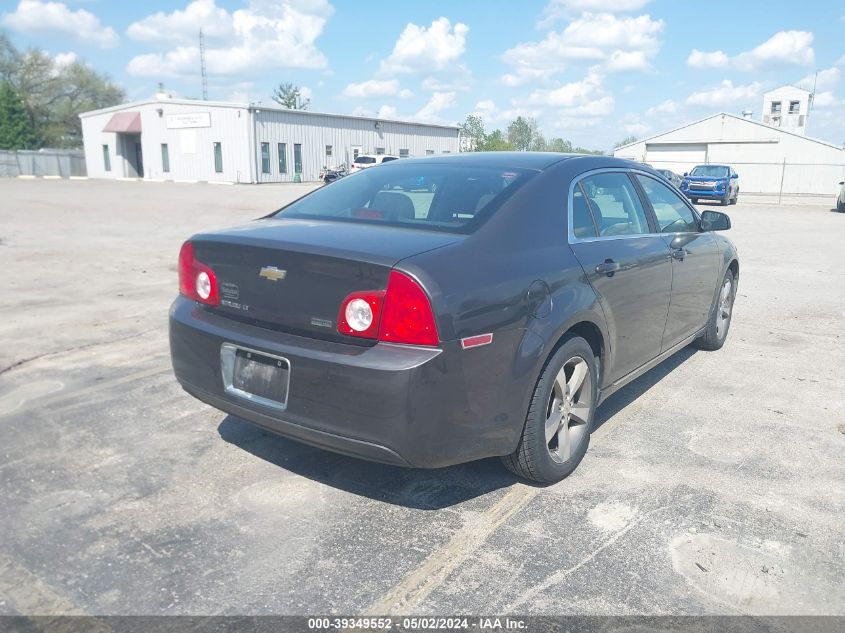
[[696, 269, 736, 351], [690, 197, 698, 204], [502, 336, 597, 484]]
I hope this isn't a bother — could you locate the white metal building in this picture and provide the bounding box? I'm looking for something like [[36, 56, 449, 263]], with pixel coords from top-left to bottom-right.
[[79, 98, 460, 183], [613, 112, 845, 195]]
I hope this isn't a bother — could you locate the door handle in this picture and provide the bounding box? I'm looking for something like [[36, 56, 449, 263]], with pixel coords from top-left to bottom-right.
[[595, 260, 621, 276], [671, 248, 685, 261]]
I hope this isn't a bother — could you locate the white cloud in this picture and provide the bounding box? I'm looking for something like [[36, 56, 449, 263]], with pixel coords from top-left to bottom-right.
[[812, 92, 839, 108], [472, 99, 542, 126], [503, 13, 664, 76], [421, 73, 472, 92], [538, 0, 652, 28], [837, 54, 845, 67], [342, 79, 412, 99], [377, 105, 398, 119], [126, 0, 232, 45], [621, 121, 649, 136], [686, 80, 762, 108], [606, 50, 649, 72], [1, 0, 118, 48], [687, 31, 814, 71], [527, 69, 605, 107], [645, 99, 679, 116], [415, 91, 456, 123], [686, 49, 729, 69], [351, 105, 373, 117], [126, 0, 332, 77], [379, 18, 468, 75], [798, 67, 840, 92], [52, 51, 77, 68]]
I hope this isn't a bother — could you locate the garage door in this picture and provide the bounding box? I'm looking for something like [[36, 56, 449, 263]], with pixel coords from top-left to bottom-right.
[[645, 143, 707, 174]]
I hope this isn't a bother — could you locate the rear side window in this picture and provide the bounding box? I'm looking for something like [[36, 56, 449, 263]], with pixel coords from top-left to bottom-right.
[[636, 175, 698, 233], [277, 164, 536, 233], [578, 172, 650, 237], [381, 156, 398, 163], [355, 156, 376, 164], [571, 186, 598, 238]]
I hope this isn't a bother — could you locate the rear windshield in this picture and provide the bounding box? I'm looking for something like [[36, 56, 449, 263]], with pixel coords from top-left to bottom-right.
[[690, 165, 729, 178], [275, 163, 535, 233], [355, 156, 376, 164]]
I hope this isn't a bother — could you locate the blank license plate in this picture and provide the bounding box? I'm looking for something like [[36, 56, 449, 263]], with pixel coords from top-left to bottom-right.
[[221, 344, 290, 409]]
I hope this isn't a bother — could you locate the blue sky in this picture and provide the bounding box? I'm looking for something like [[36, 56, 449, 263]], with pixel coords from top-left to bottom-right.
[[2, 0, 845, 150]]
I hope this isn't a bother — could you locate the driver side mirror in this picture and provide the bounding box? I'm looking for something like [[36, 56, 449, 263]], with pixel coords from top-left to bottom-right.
[[683, 172, 688, 177], [701, 210, 731, 231], [731, 173, 739, 179]]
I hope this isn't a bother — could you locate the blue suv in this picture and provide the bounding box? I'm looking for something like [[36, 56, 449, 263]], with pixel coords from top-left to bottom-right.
[[680, 164, 739, 206]]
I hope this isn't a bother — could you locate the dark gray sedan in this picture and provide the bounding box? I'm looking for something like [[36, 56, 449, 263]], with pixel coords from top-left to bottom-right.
[[170, 153, 738, 483]]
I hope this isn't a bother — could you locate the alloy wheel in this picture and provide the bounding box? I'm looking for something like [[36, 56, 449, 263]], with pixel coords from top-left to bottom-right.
[[716, 278, 733, 338], [545, 356, 592, 464]]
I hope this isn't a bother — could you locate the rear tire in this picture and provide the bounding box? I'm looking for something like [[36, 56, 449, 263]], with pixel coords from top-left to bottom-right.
[[696, 269, 736, 351], [837, 199, 845, 212], [502, 336, 597, 484]]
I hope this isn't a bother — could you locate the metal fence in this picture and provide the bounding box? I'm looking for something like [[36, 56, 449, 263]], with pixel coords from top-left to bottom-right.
[[642, 159, 845, 198], [0, 149, 87, 178]]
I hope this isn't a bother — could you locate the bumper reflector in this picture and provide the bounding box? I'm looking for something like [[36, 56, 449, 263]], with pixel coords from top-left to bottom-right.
[[461, 333, 494, 349]]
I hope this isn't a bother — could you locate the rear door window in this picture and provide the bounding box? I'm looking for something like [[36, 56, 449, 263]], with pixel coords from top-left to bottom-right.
[[578, 172, 651, 237], [636, 175, 699, 233]]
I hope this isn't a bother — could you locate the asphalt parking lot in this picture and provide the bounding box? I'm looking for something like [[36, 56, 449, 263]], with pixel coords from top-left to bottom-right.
[[1, 178, 843, 616]]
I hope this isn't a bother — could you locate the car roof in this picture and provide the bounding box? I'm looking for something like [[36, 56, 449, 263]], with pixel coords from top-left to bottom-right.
[[391, 151, 607, 170]]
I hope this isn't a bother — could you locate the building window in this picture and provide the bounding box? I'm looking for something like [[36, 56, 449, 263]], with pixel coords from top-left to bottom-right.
[[294, 143, 302, 174], [102, 144, 111, 172], [161, 144, 170, 173], [399, 149, 409, 158], [771, 101, 782, 114], [789, 100, 800, 114], [375, 147, 385, 155], [213, 142, 223, 173], [278, 143, 287, 173], [425, 150, 434, 155], [260, 142, 270, 174], [325, 145, 332, 159]]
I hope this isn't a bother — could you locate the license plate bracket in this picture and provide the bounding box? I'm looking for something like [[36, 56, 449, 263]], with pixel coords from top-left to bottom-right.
[[220, 343, 290, 410]]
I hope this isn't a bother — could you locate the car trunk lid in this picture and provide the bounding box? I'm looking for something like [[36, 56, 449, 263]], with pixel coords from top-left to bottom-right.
[[191, 218, 460, 343]]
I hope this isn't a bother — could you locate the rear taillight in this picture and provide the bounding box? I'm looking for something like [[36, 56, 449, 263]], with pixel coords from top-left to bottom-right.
[[337, 270, 439, 346], [178, 241, 219, 305]]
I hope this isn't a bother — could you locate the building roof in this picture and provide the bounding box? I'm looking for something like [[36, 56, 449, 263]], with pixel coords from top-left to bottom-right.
[[79, 97, 460, 131], [614, 111, 844, 152]]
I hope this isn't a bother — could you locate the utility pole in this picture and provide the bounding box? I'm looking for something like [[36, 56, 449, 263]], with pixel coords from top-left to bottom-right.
[[199, 29, 208, 101], [805, 70, 817, 135]]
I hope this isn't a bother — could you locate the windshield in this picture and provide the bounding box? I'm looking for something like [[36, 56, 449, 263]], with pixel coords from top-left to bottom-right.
[[275, 163, 535, 233], [690, 165, 729, 178]]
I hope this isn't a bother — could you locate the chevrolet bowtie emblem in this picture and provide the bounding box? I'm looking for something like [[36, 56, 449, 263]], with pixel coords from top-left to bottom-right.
[[259, 266, 287, 281]]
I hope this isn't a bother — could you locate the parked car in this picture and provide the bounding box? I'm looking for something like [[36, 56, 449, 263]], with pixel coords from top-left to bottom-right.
[[349, 154, 399, 173], [680, 164, 739, 205], [170, 154, 738, 484], [837, 180, 845, 211], [656, 169, 682, 188]]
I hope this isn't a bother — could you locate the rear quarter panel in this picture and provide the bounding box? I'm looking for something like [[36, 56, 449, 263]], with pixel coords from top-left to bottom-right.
[[399, 161, 610, 451]]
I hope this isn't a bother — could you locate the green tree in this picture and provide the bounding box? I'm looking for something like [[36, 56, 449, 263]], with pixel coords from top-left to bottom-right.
[[507, 116, 540, 152], [0, 81, 39, 149], [459, 113, 486, 151], [478, 129, 512, 151], [547, 137, 572, 153], [614, 135, 638, 149], [0, 36, 124, 147], [271, 82, 310, 110]]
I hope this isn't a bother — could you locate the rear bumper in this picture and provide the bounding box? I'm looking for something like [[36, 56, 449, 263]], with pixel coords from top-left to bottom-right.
[[169, 296, 524, 468]]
